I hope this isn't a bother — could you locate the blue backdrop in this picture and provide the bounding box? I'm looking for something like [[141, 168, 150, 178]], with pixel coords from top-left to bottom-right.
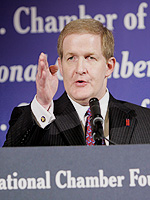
[[0, 0, 150, 147]]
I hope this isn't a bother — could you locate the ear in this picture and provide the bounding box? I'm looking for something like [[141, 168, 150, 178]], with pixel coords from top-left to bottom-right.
[[58, 57, 63, 76], [105, 57, 116, 77]]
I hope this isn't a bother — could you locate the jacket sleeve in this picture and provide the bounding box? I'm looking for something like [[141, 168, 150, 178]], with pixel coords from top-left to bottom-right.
[[3, 105, 42, 147]]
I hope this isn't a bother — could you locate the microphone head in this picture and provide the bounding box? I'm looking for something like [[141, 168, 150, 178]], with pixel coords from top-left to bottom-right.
[[89, 97, 101, 118], [89, 97, 99, 105]]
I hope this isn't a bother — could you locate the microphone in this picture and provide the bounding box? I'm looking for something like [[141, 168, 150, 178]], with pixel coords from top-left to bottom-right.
[[89, 97, 104, 126], [89, 98, 104, 145], [89, 97, 116, 145]]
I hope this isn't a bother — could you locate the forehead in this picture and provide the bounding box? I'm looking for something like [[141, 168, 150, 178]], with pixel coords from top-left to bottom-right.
[[62, 33, 102, 55]]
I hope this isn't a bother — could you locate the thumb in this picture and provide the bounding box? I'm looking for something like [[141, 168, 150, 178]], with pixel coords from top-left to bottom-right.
[[49, 65, 58, 75]]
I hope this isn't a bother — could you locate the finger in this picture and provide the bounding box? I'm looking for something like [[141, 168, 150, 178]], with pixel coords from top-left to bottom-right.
[[49, 65, 58, 75], [39, 53, 48, 69], [43, 54, 49, 70], [38, 53, 48, 77], [38, 53, 45, 77]]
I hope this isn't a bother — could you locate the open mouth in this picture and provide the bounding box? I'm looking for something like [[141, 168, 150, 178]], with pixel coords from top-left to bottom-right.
[[75, 80, 87, 86], [77, 80, 85, 83]]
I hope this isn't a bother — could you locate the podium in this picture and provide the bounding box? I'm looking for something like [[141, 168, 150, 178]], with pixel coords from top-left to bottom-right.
[[1, 144, 150, 199]]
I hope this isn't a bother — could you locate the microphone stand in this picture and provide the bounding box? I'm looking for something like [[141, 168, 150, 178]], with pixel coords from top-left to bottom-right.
[[92, 120, 104, 145], [91, 118, 116, 145]]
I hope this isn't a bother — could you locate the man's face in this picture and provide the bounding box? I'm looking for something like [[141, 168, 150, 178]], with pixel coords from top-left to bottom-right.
[[58, 33, 114, 106]]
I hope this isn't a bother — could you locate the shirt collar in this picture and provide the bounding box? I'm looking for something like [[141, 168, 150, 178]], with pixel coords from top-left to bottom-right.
[[68, 89, 110, 125]]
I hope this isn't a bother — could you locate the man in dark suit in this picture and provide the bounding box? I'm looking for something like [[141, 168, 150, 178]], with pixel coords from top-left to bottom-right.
[[3, 19, 150, 147]]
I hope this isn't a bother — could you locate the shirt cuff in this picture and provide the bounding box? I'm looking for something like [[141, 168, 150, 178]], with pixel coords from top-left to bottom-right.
[[31, 95, 55, 129]]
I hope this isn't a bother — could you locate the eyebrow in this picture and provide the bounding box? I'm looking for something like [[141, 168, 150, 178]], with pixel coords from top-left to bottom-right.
[[64, 52, 97, 57]]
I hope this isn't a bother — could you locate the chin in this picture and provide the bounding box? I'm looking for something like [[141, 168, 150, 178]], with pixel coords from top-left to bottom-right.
[[72, 93, 89, 99], [72, 94, 91, 104]]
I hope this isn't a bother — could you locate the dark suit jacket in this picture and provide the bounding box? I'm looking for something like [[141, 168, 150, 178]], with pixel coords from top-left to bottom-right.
[[3, 92, 150, 147]]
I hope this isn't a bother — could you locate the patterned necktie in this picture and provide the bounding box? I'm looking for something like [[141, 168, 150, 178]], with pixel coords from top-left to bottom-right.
[[85, 108, 106, 145], [85, 108, 95, 146]]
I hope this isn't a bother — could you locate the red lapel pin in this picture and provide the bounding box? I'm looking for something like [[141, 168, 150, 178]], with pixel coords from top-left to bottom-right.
[[126, 119, 130, 126]]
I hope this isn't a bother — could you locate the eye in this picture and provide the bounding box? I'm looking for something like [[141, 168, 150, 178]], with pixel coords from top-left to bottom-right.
[[86, 56, 96, 60], [89, 56, 95, 60], [67, 56, 74, 61]]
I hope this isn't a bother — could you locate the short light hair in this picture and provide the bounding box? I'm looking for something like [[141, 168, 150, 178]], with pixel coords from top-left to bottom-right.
[[57, 18, 114, 61]]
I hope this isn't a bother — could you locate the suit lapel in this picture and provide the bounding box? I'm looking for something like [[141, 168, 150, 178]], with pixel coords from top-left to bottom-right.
[[54, 92, 86, 145], [108, 94, 137, 144]]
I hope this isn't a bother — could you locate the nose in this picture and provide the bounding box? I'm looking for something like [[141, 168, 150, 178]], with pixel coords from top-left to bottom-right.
[[76, 58, 86, 75]]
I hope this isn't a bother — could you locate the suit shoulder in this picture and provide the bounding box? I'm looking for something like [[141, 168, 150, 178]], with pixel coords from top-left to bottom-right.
[[109, 94, 150, 116], [123, 101, 150, 116]]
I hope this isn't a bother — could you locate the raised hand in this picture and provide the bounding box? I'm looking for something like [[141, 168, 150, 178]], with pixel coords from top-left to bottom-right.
[[36, 53, 59, 110]]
